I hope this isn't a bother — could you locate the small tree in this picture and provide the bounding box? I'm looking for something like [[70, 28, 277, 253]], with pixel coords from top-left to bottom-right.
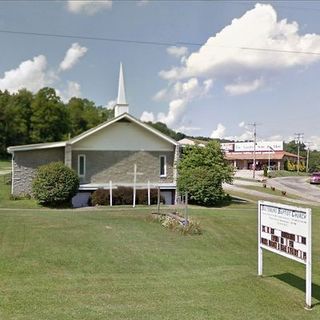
[[32, 162, 79, 206], [177, 141, 233, 206]]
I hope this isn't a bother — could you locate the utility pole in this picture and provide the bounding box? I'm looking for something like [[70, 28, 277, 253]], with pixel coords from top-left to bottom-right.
[[248, 122, 259, 179], [294, 133, 304, 174], [304, 142, 311, 173]]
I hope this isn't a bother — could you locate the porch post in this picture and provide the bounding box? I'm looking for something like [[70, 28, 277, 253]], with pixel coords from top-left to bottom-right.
[[173, 144, 180, 204], [64, 143, 72, 168]]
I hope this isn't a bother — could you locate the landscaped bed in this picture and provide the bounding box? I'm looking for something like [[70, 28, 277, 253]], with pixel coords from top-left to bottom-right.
[[0, 204, 319, 319]]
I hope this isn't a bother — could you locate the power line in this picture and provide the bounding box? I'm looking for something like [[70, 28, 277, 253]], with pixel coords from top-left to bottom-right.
[[2, 28, 320, 56]]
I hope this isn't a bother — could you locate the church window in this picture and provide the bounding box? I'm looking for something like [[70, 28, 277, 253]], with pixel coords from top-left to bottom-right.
[[78, 154, 86, 177], [160, 155, 166, 177]]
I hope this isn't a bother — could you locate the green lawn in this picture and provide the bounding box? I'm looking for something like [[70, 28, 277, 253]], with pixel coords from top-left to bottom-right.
[[240, 184, 299, 199], [0, 160, 11, 171], [0, 205, 319, 319], [268, 170, 309, 178], [0, 175, 40, 209]]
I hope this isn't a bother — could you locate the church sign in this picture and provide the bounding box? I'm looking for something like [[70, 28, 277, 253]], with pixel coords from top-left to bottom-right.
[[258, 201, 312, 308]]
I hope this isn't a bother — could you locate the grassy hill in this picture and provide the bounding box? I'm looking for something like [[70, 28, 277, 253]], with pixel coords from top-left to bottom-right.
[[0, 204, 319, 319]]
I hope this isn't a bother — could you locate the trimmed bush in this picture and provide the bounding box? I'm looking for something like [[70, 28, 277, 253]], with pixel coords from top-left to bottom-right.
[[90, 187, 164, 206], [32, 162, 79, 206], [91, 188, 110, 206]]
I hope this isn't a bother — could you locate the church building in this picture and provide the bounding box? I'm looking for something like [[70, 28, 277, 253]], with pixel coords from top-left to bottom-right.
[[7, 64, 180, 206]]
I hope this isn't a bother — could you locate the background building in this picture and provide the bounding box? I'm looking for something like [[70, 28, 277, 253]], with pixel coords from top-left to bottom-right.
[[221, 141, 303, 170]]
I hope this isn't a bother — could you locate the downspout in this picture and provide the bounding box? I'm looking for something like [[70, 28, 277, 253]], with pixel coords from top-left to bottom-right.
[[11, 151, 14, 195]]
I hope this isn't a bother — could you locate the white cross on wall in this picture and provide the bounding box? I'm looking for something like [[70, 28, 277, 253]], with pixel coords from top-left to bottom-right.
[[127, 163, 144, 207]]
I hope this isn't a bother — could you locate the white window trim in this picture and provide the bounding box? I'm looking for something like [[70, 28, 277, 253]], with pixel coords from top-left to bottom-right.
[[160, 155, 167, 177], [78, 154, 86, 177]]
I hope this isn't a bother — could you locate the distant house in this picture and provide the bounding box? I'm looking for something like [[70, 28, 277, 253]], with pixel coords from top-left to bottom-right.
[[7, 64, 180, 206], [178, 138, 206, 147]]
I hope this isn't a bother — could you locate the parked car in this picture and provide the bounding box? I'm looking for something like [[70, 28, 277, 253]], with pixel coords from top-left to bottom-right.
[[310, 172, 320, 184]]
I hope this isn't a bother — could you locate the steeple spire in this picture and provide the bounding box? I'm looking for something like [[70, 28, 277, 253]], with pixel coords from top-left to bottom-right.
[[117, 62, 127, 105], [114, 62, 129, 117]]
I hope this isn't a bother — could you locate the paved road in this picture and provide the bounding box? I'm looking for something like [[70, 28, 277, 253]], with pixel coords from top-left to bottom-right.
[[267, 176, 320, 203], [224, 183, 318, 206]]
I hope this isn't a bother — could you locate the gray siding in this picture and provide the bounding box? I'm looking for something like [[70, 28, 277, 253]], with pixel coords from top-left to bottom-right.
[[72, 150, 175, 185], [12, 148, 65, 196]]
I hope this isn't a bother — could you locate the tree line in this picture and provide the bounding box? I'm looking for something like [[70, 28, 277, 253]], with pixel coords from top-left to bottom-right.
[[284, 140, 320, 172], [0, 88, 113, 157]]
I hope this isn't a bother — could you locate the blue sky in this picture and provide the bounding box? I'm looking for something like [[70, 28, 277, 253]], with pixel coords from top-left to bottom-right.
[[1, 1, 320, 148]]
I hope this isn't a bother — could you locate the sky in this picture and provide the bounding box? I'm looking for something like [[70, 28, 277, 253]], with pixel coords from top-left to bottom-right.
[[1, 1, 320, 148]]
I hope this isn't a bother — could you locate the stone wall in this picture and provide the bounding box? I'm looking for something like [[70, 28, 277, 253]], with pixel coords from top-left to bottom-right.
[[12, 148, 65, 196], [72, 150, 175, 185]]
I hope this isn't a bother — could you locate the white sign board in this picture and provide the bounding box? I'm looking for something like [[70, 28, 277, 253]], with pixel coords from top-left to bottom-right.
[[221, 143, 234, 152], [258, 201, 312, 308], [235, 141, 283, 152]]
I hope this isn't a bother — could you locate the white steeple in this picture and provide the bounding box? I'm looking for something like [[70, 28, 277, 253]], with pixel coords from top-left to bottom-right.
[[114, 62, 129, 117]]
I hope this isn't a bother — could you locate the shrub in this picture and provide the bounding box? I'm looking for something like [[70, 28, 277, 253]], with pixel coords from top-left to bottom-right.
[[160, 216, 202, 235], [32, 162, 79, 206], [90, 187, 165, 206], [91, 188, 110, 206], [263, 166, 268, 177], [113, 187, 132, 205]]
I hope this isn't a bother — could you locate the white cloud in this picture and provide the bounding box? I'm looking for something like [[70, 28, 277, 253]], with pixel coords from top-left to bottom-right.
[[160, 3, 320, 83], [224, 123, 253, 141], [68, 81, 81, 96], [59, 43, 88, 71], [0, 55, 51, 93], [0, 52, 85, 102], [166, 46, 189, 58], [211, 123, 226, 139], [154, 3, 320, 130], [175, 125, 201, 134], [137, 0, 149, 6], [140, 111, 155, 122], [67, 1, 112, 15], [153, 88, 168, 101], [157, 99, 187, 127], [104, 99, 116, 109], [307, 136, 320, 151], [56, 81, 82, 102], [225, 78, 263, 95], [149, 78, 212, 127]]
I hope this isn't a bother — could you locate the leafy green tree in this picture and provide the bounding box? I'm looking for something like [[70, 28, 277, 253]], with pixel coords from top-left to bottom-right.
[[308, 150, 320, 172], [0, 90, 11, 156], [30, 88, 70, 143], [6, 89, 34, 146], [145, 121, 186, 141], [67, 97, 114, 137], [177, 141, 234, 206], [284, 140, 306, 156]]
